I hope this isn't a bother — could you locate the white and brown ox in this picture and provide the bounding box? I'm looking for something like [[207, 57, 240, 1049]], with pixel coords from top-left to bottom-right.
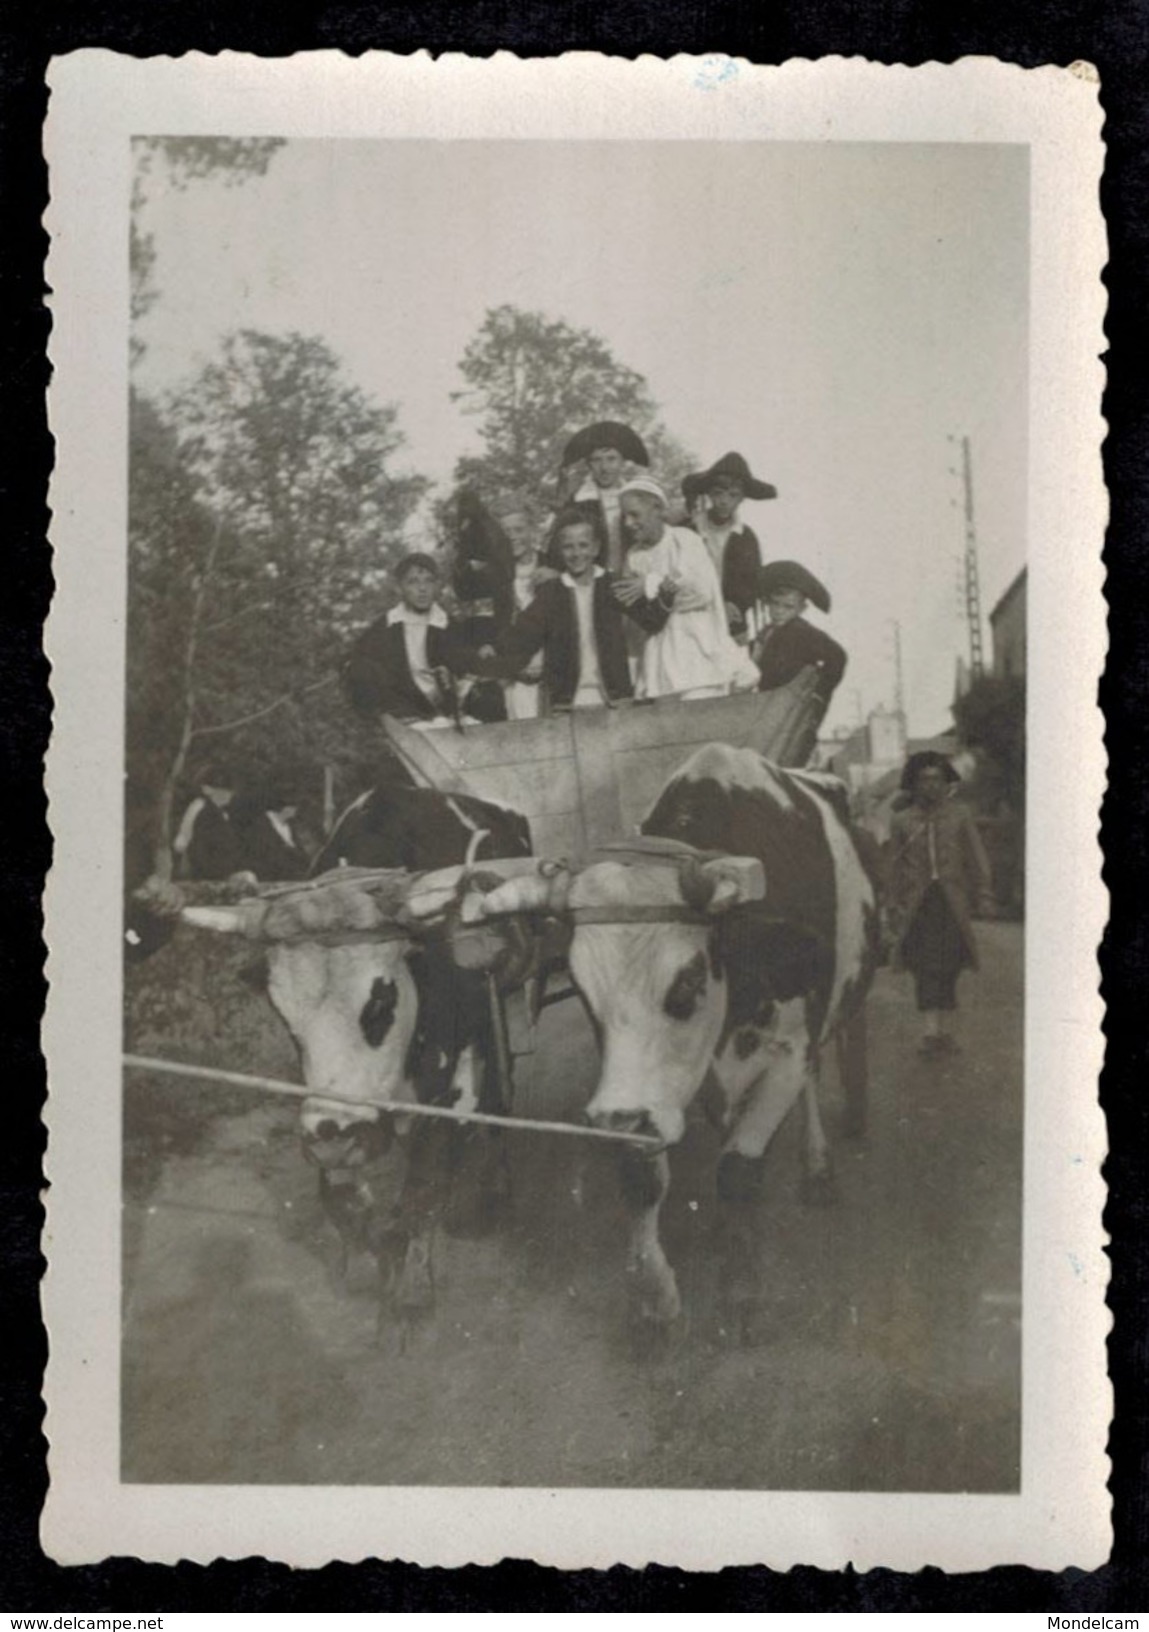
[[178, 782, 534, 1311], [455, 743, 880, 1329]]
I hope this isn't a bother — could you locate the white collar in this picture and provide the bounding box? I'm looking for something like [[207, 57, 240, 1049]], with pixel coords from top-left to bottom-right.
[[387, 602, 448, 628], [561, 567, 606, 589]]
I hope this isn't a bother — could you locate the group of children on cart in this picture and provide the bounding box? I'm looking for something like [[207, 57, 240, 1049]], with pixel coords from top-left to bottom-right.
[[342, 420, 994, 1058], [343, 422, 846, 730]]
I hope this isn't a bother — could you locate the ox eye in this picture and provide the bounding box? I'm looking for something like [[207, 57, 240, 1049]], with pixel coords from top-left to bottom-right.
[[359, 976, 399, 1048], [663, 950, 709, 1020]]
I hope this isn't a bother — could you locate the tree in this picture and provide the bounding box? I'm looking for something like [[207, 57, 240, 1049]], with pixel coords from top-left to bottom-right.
[[451, 305, 696, 504], [128, 331, 428, 878], [951, 673, 1026, 814], [126, 393, 218, 884]]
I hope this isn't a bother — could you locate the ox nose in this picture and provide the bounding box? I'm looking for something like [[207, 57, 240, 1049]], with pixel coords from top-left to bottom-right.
[[587, 1107, 661, 1141]]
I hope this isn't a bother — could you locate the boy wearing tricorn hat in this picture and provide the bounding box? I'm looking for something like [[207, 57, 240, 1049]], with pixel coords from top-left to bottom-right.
[[682, 450, 777, 640], [752, 559, 847, 701], [751, 561, 847, 760], [554, 420, 650, 573]]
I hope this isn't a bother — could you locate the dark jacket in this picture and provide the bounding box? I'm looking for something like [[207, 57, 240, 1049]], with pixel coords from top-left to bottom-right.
[[484, 571, 668, 708], [172, 796, 308, 882], [343, 610, 473, 720], [755, 614, 847, 702], [690, 521, 762, 629]]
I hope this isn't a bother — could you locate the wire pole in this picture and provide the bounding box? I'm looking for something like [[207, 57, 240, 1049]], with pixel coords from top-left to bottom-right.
[[960, 434, 985, 679], [891, 619, 905, 722]]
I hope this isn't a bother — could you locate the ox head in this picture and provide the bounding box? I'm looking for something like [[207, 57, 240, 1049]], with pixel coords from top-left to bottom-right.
[[461, 844, 765, 1147], [178, 858, 541, 1161], [181, 873, 422, 1148]]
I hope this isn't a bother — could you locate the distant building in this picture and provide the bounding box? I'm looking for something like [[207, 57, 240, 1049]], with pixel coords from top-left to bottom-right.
[[822, 709, 968, 843], [989, 567, 1027, 680], [868, 706, 907, 766], [819, 706, 910, 834], [821, 705, 906, 781]]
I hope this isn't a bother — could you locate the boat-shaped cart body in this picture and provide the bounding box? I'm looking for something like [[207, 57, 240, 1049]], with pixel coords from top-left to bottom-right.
[[383, 669, 822, 860]]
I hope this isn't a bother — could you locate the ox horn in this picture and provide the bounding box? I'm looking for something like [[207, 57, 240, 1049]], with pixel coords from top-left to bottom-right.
[[698, 856, 767, 913], [469, 858, 575, 921], [180, 903, 256, 936]]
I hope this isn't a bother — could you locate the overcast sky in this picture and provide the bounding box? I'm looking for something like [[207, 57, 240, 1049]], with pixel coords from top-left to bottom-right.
[[133, 138, 1028, 738]]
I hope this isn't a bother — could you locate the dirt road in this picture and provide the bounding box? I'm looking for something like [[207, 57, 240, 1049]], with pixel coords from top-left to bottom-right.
[[122, 923, 1022, 1490]]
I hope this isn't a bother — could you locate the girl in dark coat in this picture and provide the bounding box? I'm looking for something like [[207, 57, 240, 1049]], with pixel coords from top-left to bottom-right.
[[885, 751, 996, 1056]]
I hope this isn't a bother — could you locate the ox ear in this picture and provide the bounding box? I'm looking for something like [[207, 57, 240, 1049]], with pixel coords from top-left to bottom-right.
[[698, 856, 766, 915]]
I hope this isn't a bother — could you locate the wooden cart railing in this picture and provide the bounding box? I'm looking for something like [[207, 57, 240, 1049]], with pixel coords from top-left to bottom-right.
[[384, 668, 823, 860]]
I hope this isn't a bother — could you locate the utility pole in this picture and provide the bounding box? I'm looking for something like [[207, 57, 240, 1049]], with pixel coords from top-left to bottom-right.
[[958, 434, 985, 679], [891, 619, 905, 721]]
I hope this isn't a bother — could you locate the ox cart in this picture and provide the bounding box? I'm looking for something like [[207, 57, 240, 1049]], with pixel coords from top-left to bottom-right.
[[379, 667, 867, 1137], [383, 668, 823, 860], [128, 666, 868, 1140]]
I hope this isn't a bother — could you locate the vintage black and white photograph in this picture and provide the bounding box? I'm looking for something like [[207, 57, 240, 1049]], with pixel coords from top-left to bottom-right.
[[43, 53, 1107, 1569]]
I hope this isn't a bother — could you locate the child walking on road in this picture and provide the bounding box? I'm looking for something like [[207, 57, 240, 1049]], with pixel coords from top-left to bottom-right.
[[885, 751, 996, 1057]]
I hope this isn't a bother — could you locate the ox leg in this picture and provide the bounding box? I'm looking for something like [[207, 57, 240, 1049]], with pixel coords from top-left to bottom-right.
[[715, 1068, 799, 1330], [441, 1043, 513, 1238], [800, 1051, 836, 1206], [717, 998, 835, 1204], [618, 1151, 681, 1333], [718, 1005, 812, 1169], [837, 1002, 869, 1139], [715, 1015, 818, 1337]]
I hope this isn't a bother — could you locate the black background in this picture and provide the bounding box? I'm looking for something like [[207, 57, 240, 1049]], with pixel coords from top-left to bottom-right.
[[3, 1, 1146, 1612]]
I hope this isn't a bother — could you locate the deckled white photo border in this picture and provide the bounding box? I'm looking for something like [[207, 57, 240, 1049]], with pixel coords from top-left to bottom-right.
[[42, 51, 1108, 1570]]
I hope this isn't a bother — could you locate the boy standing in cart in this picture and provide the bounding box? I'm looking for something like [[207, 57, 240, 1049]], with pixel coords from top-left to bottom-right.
[[614, 477, 761, 700], [552, 421, 651, 572], [481, 510, 668, 710], [753, 560, 847, 702], [343, 552, 482, 726], [681, 450, 777, 642], [750, 559, 848, 761]]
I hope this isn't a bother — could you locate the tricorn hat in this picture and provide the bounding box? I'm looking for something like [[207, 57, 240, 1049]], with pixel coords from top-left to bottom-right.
[[562, 421, 650, 469], [682, 451, 777, 504], [900, 750, 961, 793], [758, 559, 831, 614]]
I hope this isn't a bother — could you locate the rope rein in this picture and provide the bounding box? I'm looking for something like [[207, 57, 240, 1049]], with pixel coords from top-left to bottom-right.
[[122, 1054, 662, 1150]]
